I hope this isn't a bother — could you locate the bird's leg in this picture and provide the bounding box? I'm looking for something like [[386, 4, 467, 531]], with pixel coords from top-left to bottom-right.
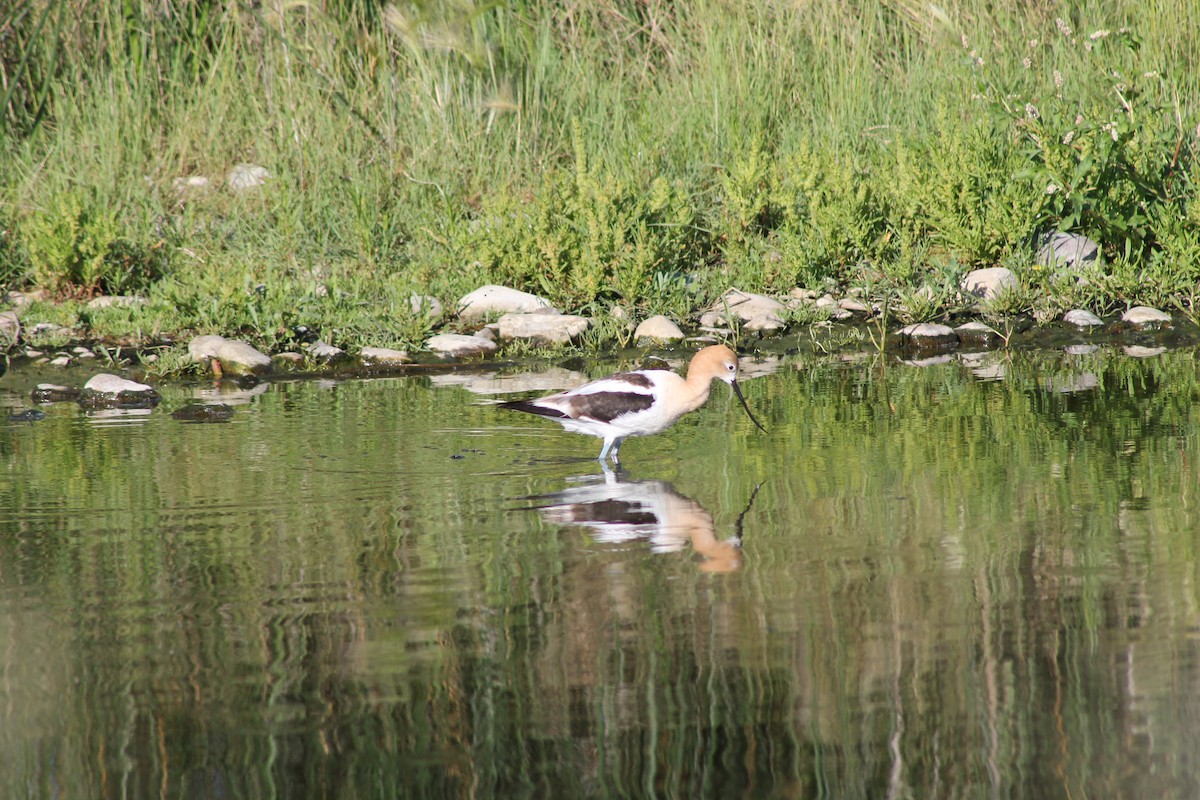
[[598, 438, 615, 462], [610, 439, 622, 464]]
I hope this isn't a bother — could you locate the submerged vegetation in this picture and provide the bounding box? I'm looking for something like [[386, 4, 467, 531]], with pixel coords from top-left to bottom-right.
[[1, 0, 1199, 355]]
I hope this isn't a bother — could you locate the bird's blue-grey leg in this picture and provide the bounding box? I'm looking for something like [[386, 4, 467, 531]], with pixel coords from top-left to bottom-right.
[[610, 439, 623, 464], [598, 437, 616, 462]]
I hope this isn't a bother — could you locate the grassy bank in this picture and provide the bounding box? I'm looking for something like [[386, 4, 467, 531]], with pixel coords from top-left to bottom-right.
[[2, 0, 1199, 360]]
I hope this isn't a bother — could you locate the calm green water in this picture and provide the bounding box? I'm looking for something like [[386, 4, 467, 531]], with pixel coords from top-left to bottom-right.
[[3, 346, 1200, 799]]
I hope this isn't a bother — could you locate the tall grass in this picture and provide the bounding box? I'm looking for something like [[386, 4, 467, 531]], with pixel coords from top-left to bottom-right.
[[1, 1, 1198, 348]]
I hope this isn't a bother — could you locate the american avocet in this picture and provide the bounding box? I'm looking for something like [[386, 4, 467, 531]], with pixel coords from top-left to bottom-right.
[[498, 345, 765, 463]]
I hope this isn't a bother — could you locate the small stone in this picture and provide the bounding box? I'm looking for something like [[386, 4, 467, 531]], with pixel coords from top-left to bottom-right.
[[49, 355, 71, 367], [32, 384, 80, 403], [497, 313, 590, 345], [361, 347, 411, 366], [814, 294, 837, 308], [1064, 344, 1098, 355], [29, 322, 67, 336], [961, 267, 1018, 301], [426, 333, 499, 357], [25, 349, 43, 358], [634, 315, 685, 343], [789, 288, 819, 300], [838, 298, 871, 314], [457, 285, 557, 321], [475, 326, 498, 342], [4, 289, 45, 308], [80, 373, 161, 408], [610, 305, 632, 321], [87, 295, 147, 310], [228, 163, 271, 191], [1037, 232, 1099, 268], [1121, 306, 1171, 328], [899, 323, 959, 350], [272, 352, 305, 365], [307, 340, 346, 361], [1064, 309, 1103, 328], [0, 310, 19, 349]]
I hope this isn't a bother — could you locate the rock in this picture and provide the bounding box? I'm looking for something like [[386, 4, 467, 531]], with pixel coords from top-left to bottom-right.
[[838, 298, 871, 315], [426, 333, 499, 357], [273, 352, 305, 365], [955, 321, 1000, 344], [961, 267, 1018, 301], [172, 175, 211, 201], [24, 349, 42, 357], [0, 310, 18, 349], [496, 313, 590, 345], [171, 403, 234, 423], [361, 347, 411, 366], [32, 384, 81, 403], [410, 294, 443, 317], [1037, 232, 1099, 268], [307, 340, 346, 361], [1121, 306, 1170, 328], [898, 323, 959, 350], [188, 335, 272, 375], [28, 322, 68, 337], [79, 373, 161, 408], [228, 163, 271, 191], [699, 289, 786, 332], [87, 295, 147, 310], [610, 305, 632, 321], [457, 285, 557, 321], [49, 355, 71, 367], [1063, 309, 1103, 328], [1124, 345, 1166, 358], [789, 288, 819, 301], [634, 315, 685, 343], [1064, 344, 1098, 355]]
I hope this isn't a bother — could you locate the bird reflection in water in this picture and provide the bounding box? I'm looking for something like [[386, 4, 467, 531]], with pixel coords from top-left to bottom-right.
[[519, 468, 761, 574]]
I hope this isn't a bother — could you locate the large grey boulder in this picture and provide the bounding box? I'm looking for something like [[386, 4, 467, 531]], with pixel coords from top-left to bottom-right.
[[426, 333, 499, 357], [496, 313, 590, 345], [80, 374, 161, 408], [457, 285, 557, 321]]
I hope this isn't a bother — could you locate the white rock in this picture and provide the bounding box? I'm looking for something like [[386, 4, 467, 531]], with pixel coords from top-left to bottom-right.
[[361, 347, 411, 366], [634, 315, 685, 343], [961, 267, 1018, 301], [700, 289, 786, 332], [838, 298, 871, 314], [1064, 309, 1103, 328], [1037, 232, 1099, 268], [457, 285, 557, 320], [496, 313, 590, 345], [899, 323, 959, 348], [1122, 306, 1171, 328], [84, 374, 154, 394], [87, 295, 147, 309], [228, 163, 271, 191], [425, 333, 499, 357], [4, 289, 45, 308], [49, 355, 71, 367], [80, 373, 161, 407]]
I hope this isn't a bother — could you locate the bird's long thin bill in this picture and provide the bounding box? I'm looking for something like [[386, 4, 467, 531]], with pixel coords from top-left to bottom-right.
[[731, 380, 767, 433]]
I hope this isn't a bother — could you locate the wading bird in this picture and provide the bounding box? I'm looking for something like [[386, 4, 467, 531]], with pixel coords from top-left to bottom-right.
[[498, 345, 765, 463]]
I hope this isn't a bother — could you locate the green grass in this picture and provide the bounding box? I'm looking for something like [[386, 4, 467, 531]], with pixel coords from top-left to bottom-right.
[[2, 0, 1198, 356]]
